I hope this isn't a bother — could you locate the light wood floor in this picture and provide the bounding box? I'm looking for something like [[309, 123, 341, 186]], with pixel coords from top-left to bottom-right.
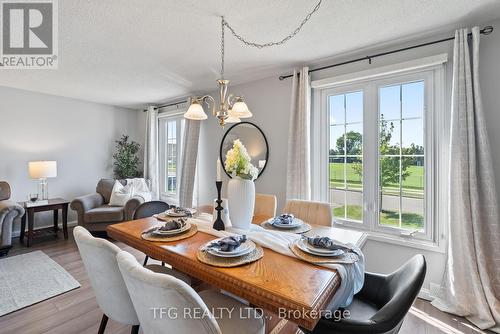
[[0, 228, 492, 334]]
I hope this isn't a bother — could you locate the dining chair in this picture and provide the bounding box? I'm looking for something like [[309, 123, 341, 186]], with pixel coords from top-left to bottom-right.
[[283, 199, 332, 226], [308, 254, 426, 334], [74, 226, 191, 334], [117, 250, 266, 334], [253, 193, 277, 222], [133, 201, 170, 265]]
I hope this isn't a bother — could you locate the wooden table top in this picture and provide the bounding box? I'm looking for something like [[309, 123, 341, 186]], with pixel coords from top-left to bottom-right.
[[107, 215, 364, 330]]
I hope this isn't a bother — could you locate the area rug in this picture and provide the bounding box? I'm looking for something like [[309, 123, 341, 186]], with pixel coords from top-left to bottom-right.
[[0, 250, 80, 316]]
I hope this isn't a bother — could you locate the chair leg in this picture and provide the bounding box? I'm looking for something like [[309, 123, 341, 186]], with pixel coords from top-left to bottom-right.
[[131, 325, 140, 334], [143, 255, 149, 266], [97, 314, 108, 334]]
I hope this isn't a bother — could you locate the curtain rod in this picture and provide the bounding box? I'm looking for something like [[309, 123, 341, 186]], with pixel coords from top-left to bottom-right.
[[142, 100, 188, 112], [278, 26, 494, 80]]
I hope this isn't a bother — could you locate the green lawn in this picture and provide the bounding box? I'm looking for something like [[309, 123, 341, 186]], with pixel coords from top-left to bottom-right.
[[329, 163, 424, 197], [333, 205, 424, 230]]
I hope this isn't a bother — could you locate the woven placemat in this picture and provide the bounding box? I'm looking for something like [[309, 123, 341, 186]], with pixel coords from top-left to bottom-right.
[[141, 225, 198, 242], [196, 241, 264, 267], [289, 240, 359, 264], [260, 221, 312, 234]]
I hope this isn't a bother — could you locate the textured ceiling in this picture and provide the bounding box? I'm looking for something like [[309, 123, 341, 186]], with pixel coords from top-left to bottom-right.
[[1, 0, 499, 108]]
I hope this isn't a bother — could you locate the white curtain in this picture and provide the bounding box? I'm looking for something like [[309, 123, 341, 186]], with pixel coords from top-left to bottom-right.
[[286, 67, 311, 200], [143, 106, 159, 200], [431, 27, 500, 333], [178, 119, 200, 208]]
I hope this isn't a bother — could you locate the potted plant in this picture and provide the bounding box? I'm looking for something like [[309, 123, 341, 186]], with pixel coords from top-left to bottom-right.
[[113, 135, 141, 179], [224, 139, 258, 230]]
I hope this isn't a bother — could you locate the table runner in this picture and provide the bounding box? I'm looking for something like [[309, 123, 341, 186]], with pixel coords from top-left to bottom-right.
[[189, 213, 364, 308]]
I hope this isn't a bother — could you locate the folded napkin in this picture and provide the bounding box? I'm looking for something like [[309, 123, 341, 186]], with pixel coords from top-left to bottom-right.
[[306, 236, 354, 252], [272, 213, 294, 225], [158, 218, 186, 231], [169, 206, 193, 217], [208, 235, 247, 252]]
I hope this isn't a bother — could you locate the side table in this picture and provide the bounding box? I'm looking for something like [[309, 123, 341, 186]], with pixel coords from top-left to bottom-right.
[[18, 198, 69, 247]]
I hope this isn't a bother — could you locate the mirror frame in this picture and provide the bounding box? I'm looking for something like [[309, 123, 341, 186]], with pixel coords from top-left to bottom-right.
[[219, 121, 269, 179]]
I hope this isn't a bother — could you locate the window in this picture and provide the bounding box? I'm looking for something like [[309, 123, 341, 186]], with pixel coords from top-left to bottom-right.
[[159, 115, 184, 203], [312, 56, 447, 245]]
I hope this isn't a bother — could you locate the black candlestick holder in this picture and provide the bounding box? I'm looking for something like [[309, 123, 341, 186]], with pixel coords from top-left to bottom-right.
[[213, 181, 225, 231]]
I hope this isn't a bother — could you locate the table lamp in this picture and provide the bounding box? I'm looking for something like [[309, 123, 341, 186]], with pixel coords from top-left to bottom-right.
[[29, 161, 57, 200]]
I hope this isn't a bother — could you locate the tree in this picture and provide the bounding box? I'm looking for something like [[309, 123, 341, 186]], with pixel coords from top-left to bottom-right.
[[113, 135, 141, 179], [335, 131, 362, 156]]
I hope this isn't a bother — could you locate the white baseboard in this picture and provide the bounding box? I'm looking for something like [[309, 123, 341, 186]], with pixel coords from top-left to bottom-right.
[[418, 287, 434, 301], [12, 221, 78, 238]]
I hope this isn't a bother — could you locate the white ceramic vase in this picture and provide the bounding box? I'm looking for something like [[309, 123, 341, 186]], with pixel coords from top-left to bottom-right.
[[227, 177, 255, 230]]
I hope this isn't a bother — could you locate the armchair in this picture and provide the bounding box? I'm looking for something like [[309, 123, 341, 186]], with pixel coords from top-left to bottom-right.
[[71, 179, 148, 233], [0, 181, 25, 256]]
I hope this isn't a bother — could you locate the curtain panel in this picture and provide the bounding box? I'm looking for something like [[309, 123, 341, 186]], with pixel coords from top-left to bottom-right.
[[286, 67, 311, 200], [431, 27, 500, 333], [143, 106, 159, 200], [178, 119, 200, 208]]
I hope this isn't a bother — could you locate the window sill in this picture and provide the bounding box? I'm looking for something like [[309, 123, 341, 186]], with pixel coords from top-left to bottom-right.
[[335, 223, 445, 253]]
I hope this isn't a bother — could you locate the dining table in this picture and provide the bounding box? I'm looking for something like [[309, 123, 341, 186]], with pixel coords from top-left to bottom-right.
[[107, 213, 366, 331]]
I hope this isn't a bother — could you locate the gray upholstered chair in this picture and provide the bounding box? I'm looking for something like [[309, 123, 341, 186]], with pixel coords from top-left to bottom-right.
[[70, 179, 147, 233], [0, 181, 24, 256], [74, 226, 191, 334], [117, 250, 265, 334]]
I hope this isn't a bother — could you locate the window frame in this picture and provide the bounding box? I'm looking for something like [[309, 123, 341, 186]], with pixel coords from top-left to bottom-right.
[[158, 111, 185, 205], [311, 55, 447, 250]]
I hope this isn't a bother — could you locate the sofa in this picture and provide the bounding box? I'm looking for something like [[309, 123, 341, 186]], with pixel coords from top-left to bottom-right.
[[0, 181, 25, 256], [70, 179, 148, 233]]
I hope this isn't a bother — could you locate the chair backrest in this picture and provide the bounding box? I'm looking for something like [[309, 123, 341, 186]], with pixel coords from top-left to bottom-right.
[[133, 201, 170, 220], [254, 194, 277, 220], [96, 179, 126, 204], [116, 251, 221, 334], [283, 199, 332, 226], [371, 255, 426, 329], [0, 182, 11, 201], [73, 226, 139, 325]]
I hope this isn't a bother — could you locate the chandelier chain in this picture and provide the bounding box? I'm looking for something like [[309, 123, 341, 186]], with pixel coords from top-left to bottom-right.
[[221, 16, 225, 78], [222, 0, 322, 49]]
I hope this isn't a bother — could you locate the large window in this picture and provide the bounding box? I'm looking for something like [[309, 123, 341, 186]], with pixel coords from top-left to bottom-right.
[[313, 58, 446, 244], [159, 115, 184, 203]]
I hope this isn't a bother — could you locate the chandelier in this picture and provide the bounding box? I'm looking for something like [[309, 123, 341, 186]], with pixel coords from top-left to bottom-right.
[[183, 1, 323, 127]]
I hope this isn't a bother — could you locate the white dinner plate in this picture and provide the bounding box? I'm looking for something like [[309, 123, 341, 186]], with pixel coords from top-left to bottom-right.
[[165, 208, 197, 217], [296, 238, 345, 257], [205, 238, 255, 258], [152, 222, 191, 236], [269, 217, 304, 229]]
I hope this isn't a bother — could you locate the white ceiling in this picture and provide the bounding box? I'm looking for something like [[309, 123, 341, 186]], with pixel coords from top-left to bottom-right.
[[1, 0, 499, 109]]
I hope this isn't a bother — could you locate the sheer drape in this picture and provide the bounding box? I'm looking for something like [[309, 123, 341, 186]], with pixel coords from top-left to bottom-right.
[[286, 67, 311, 200], [178, 119, 200, 208], [143, 106, 159, 199], [431, 27, 500, 333]]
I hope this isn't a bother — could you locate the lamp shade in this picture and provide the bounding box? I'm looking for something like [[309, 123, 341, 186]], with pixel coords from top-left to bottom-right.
[[231, 100, 252, 118], [225, 109, 241, 123], [184, 101, 208, 120], [29, 161, 57, 179]]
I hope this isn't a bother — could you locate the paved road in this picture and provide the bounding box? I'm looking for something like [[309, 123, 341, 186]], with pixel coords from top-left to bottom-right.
[[330, 188, 423, 214]]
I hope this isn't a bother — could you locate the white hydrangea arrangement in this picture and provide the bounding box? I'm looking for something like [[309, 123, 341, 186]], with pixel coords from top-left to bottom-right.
[[224, 139, 259, 180]]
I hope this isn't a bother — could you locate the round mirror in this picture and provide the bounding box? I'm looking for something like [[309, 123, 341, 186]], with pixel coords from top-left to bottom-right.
[[220, 122, 269, 179]]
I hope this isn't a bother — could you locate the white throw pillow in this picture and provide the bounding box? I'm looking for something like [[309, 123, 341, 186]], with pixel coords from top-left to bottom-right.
[[109, 180, 133, 206]]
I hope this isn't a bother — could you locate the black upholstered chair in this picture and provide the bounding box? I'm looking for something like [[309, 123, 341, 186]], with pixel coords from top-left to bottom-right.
[[133, 201, 170, 220], [309, 255, 426, 334], [133, 201, 170, 266]]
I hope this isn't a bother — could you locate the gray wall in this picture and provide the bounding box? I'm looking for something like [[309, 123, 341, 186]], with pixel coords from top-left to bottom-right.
[[196, 19, 500, 295], [0, 86, 142, 233]]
